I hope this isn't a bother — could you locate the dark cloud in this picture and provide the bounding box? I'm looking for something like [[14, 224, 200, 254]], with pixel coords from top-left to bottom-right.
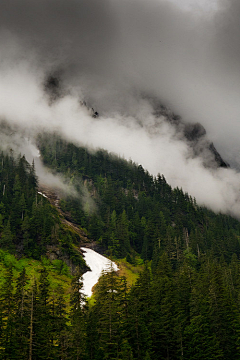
[[0, 0, 118, 81]]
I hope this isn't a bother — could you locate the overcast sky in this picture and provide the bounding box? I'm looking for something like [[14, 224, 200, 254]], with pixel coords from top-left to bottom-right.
[[1, 0, 240, 217]]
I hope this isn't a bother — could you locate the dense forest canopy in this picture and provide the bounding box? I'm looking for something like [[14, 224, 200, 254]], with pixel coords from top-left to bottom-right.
[[38, 133, 240, 263], [0, 149, 87, 268], [0, 134, 240, 358]]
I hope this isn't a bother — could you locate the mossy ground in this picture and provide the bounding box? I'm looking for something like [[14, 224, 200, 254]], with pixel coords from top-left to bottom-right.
[[115, 257, 144, 288], [0, 250, 72, 307]]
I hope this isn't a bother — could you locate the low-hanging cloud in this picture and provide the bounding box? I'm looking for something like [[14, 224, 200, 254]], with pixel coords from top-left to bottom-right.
[[1, 0, 240, 217], [0, 128, 96, 213]]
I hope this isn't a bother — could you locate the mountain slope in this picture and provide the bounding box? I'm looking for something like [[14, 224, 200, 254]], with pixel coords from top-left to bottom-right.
[[0, 150, 88, 273], [0, 138, 240, 358], [37, 132, 240, 265]]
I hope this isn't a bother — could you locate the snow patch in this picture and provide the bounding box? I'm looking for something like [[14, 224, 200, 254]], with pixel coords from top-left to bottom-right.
[[81, 247, 118, 298], [37, 191, 48, 198]]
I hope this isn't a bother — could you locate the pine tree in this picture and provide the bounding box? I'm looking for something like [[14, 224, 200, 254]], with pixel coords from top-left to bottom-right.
[[0, 266, 15, 359], [127, 266, 153, 360], [93, 267, 127, 360], [11, 268, 30, 360], [34, 268, 53, 359], [69, 268, 87, 360], [0, 219, 14, 252]]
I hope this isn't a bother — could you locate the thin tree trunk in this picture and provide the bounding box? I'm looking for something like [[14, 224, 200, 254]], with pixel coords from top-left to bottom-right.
[[29, 290, 34, 360]]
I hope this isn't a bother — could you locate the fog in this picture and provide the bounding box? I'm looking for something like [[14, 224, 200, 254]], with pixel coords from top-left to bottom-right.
[[1, 0, 240, 217]]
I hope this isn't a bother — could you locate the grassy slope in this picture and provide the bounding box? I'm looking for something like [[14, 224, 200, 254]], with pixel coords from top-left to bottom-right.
[[116, 258, 144, 288], [0, 250, 72, 307]]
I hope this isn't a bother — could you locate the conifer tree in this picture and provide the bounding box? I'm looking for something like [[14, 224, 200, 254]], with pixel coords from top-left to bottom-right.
[[0, 266, 15, 359], [69, 268, 87, 360], [93, 267, 127, 360], [34, 268, 53, 359], [12, 268, 30, 360]]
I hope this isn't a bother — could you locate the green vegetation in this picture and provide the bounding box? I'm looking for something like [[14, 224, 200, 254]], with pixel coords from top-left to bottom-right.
[[0, 248, 72, 294], [1, 133, 240, 358], [0, 150, 87, 272], [116, 257, 144, 287], [38, 132, 240, 264]]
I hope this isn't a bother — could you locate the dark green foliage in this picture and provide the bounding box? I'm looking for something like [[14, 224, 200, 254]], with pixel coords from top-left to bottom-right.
[[1, 256, 240, 359], [37, 133, 240, 265], [1, 134, 240, 358], [0, 153, 49, 257], [68, 269, 87, 359], [0, 150, 87, 271], [92, 268, 129, 360]]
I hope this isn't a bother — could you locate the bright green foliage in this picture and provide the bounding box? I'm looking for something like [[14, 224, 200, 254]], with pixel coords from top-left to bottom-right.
[[11, 268, 30, 360]]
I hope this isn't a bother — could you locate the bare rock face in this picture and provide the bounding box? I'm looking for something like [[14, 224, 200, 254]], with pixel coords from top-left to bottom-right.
[[184, 122, 228, 168], [184, 123, 206, 141], [44, 72, 64, 103], [150, 96, 228, 169], [208, 142, 229, 168]]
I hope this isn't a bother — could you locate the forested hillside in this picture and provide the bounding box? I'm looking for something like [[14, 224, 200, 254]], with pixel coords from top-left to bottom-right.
[[38, 133, 240, 264], [1, 135, 240, 358], [0, 151, 87, 269]]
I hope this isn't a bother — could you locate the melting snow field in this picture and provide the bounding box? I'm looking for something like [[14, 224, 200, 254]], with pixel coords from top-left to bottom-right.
[[81, 247, 119, 298]]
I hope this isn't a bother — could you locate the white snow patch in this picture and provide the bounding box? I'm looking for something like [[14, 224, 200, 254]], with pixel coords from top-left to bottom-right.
[[37, 191, 48, 198], [81, 247, 119, 298]]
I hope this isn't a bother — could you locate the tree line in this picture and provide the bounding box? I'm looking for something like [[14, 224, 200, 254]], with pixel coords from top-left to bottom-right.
[[1, 253, 240, 359]]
